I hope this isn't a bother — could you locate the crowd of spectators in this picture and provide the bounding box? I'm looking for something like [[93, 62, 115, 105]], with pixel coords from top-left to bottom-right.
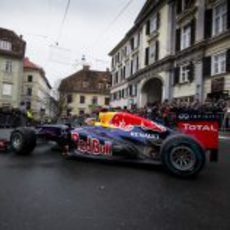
[[140, 97, 226, 115], [0, 97, 230, 130], [60, 97, 230, 130], [110, 97, 230, 129], [0, 107, 33, 128]]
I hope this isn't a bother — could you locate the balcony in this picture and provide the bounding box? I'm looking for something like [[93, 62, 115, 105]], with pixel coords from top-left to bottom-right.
[[176, 6, 197, 24], [147, 31, 159, 43], [130, 47, 139, 57]]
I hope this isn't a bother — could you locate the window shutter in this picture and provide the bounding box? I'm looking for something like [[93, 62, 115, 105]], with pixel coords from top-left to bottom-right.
[[145, 47, 149, 66], [174, 67, 180, 85], [227, 1, 230, 29], [203, 56, 211, 77], [136, 56, 139, 71], [146, 20, 150, 35], [120, 68, 123, 80], [191, 18, 196, 45], [130, 38, 134, 51], [184, 0, 190, 10], [226, 49, 230, 72], [204, 9, 213, 39], [155, 41, 159, 61], [129, 85, 132, 96], [176, 0, 182, 14], [157, 12, 160, 30], [131, 60, 133, 75], [188, 63, 194, 82], [176, 29, 181, 52]]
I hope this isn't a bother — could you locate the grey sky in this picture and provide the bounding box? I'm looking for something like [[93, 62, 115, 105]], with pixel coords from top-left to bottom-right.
[[0, 0, 146, 88]]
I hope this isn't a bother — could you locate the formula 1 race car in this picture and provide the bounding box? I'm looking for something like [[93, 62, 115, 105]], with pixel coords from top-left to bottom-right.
[[10, 112, 208, 178]]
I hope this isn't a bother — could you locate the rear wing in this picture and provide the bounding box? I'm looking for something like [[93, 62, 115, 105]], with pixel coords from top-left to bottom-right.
[[176, 113, 219, 162]]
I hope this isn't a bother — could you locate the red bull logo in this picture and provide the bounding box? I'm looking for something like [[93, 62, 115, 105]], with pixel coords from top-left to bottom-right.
[[72, 132, 112, 156], [72, 132, 112, 155], [114, 118, 134, 131], [95, 112, 166, 132], [78, 137, 112, 156], [110, 112, 166, 132]]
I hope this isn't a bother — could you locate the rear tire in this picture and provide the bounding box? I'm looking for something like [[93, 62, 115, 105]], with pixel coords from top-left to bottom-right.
[[10, 128, 36, 155], [160, 134, 206, 178]]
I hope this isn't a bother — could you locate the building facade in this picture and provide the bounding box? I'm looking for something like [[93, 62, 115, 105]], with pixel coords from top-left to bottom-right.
[[0, 28, 26, 109], [58, 65, 111, 116], [109, 0, 230, 109], [22, 57, 52, 120]]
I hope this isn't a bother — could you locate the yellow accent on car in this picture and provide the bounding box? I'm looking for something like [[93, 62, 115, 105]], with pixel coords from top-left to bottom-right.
[[94, 112, 116, 128]]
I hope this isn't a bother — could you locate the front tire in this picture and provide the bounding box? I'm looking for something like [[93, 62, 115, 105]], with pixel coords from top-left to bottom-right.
[[160, 134, 206, 178], [10, 128, 37, 155]]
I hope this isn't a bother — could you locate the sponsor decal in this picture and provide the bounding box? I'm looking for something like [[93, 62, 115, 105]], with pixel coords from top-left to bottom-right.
[[177, 113, 218, 121], [140, 120, 166, 132], [182, 123, 218, 132], [177, 121, 219, 149], [110, 112, 166, 132], [178, 113, 190, 120], [76, 136, 112, 156], [114, 118, 166, 132], [117, 119, 134, 131], [130, 132, 159, 139]]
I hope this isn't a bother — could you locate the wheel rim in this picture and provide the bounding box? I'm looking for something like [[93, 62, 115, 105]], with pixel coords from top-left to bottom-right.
[[170, 146, 196, 171], [12, 133, 23, 150]]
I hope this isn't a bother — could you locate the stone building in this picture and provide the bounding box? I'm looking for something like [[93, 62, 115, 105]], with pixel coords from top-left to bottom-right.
[[0, 28, 26, 108], [22, 57, 53, 120], [58, 65, 111, 116], [109, 0, 230, 109]]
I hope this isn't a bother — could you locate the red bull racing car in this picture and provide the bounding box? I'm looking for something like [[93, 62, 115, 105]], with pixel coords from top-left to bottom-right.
[[10, 112, 211, 178]]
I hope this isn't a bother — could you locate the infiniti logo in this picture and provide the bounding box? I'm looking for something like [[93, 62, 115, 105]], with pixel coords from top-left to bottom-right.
[[178, 113, 190, 120]]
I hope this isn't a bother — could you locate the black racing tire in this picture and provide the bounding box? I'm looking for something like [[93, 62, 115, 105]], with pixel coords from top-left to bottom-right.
[[160, 134, 206, 178], [10, 128, 37, 155]]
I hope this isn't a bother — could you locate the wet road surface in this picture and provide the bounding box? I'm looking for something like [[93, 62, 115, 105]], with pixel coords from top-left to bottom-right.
[[0, 140, 230, 230]]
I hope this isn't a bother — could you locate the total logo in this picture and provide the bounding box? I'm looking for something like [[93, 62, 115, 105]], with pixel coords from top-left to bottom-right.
[[182, 123, 218, 132]]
